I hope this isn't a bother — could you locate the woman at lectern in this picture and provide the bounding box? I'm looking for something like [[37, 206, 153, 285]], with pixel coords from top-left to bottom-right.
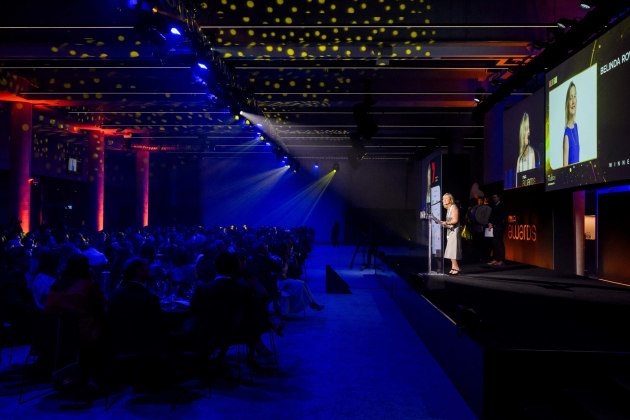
[[516, 112, 536, 173], [441, 193, 462, 275], [562, 81, 580, 166]]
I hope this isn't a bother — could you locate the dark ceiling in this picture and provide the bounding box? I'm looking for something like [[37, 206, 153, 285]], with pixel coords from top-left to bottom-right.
[[0, 0, 598, 165]]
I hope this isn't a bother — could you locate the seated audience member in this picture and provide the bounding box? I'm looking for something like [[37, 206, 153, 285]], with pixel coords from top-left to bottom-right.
[[237, 252, 284, 358], [190, 252, 244, 356], [45, 254, 108, 386], [82, 244, 108, 267], [108, 258, 162, 334], [276, 242, 324, 313], [246, 242, 282, 302], [190, 251, 272, 366], [45, 254, 107, 341], [168, 248, 196, 297], [195, 253, 215, 284], [108, 258, 165, 386], [0, 246, 38, 338], [139, 243, 166, 295], [32, 249, 60, 309]]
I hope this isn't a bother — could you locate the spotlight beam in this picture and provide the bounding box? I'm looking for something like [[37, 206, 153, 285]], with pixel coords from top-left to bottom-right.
[[261, 171, 335, 225], [302, 171, 335, 224]]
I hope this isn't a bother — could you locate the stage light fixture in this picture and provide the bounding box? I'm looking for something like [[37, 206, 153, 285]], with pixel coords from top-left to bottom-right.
[[473, 87, 486, 103], [557, 18, 577, 30], [333, 162, 340, 172], [314, 163, 319, 169], [206, 92, 218, 104], [170, 27, 182, 36], [191, 62, 210, 88]]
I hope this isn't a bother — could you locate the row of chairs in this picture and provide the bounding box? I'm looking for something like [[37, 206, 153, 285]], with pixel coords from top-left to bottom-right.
[[8, 310, 279, 410]]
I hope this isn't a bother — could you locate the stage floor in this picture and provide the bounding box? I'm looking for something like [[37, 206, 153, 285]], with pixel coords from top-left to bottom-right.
[[379, 246, 630, 352]]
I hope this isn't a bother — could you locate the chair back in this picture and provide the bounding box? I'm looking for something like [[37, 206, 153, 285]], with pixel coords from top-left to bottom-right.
[[31, 312, 81, 373]]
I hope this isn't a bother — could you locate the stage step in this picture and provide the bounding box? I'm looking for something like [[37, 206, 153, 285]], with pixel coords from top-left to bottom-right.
[[522, 404, 574, 420], [604, 369, 630, 394], [563, 387, 630, 420]]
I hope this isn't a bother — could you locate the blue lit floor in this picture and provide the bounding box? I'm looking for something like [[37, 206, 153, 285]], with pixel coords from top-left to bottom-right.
[[0, 244, 476, 420]]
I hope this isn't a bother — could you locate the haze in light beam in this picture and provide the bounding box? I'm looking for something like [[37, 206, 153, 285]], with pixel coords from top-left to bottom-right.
[[215, 166, 289, 217], [260, 170, 335, 226]]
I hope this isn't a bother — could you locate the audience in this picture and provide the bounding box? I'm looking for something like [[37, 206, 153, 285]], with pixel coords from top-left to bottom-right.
[[0, 223, 319, 386]]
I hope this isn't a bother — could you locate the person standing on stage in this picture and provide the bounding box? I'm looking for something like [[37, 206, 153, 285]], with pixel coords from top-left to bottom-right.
[[488, 193, 506, 266], [440, 193, 462, 275], [330, 221, 340, 248]]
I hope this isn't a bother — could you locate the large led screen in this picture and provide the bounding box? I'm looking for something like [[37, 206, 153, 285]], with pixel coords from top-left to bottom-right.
[[503, 89, 545, 189], [545, 14, 630, 191]]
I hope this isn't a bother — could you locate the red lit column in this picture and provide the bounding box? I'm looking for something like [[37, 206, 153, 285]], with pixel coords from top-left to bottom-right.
[[136, 150, 149, 227], [88, 131, 105, 231], [9, 102, 32, 233]]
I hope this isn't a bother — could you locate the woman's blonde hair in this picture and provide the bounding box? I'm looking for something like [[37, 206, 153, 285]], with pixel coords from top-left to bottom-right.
[[443, 192, 455, 206], [519, 112, 529, 155], [565, 81, 576, 126]]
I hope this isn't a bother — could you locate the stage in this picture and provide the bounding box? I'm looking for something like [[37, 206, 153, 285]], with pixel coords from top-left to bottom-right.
[[374, 246, 630, 420]]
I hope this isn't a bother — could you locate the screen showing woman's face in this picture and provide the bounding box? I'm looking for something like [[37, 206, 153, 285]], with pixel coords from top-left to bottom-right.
[[567, 85, 577, 119], [523, 118, 530, 146]]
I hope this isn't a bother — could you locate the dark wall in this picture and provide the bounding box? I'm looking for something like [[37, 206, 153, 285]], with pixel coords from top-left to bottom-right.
[[483, 102, 504, 186], [598, 190, 630, 284], [154, 154, 201, 226], [200, 156, 343, 242], [551, 189, 576, 274]]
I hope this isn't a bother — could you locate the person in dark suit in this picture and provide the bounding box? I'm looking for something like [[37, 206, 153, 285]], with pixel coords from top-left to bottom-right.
[[45, 254, 108, 387], [107, 258, 165, 388], [488, 193, 506, 266], [190, 252, 245, 363], [246, 242, 281, 306], [108, 258, 163, 337], [331, 221, 340, 248]]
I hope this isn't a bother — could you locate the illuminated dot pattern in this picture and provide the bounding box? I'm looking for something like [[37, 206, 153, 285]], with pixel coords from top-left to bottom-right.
[[1, 0, 507, 161]]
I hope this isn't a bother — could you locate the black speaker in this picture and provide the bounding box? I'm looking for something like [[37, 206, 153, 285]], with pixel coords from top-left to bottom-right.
[[325, 265, 351, 294]]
